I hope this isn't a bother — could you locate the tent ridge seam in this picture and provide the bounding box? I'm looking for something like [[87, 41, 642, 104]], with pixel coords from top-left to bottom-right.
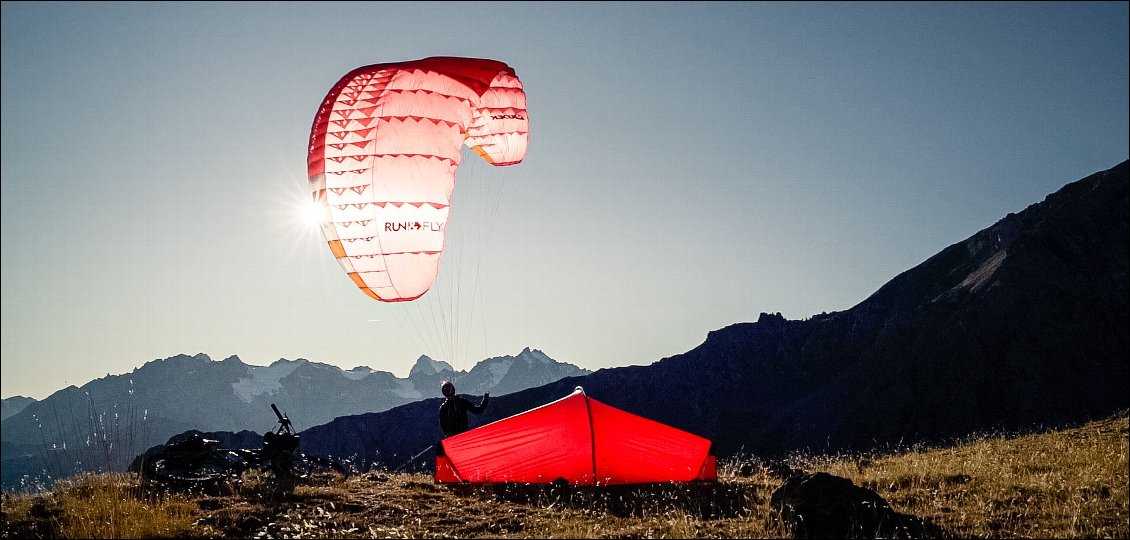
[[582, 388, 597, 486]]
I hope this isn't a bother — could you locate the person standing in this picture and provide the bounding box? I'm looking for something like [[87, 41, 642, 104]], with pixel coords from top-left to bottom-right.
[[438, 380, 489, 437]]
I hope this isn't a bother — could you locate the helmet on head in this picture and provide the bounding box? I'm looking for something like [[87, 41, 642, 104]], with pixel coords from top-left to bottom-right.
[[441, 380, 455, 397]]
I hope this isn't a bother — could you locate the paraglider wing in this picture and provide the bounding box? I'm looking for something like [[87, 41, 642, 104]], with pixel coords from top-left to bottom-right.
[[307, 57, 529, 302]]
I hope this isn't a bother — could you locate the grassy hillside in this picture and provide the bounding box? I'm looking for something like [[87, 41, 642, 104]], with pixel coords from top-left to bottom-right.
[[793, 413, 1128, 538], [3, 412, 1125, 539]]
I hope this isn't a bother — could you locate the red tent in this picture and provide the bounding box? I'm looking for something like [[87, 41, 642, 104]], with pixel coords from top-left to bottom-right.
[[435, 387, 717, 485]]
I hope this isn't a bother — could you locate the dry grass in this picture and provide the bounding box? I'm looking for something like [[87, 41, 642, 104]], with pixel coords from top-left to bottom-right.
[[3, 412, 1126, 539], [801, 413, 1129, 538], [1, 472, 197, 539]]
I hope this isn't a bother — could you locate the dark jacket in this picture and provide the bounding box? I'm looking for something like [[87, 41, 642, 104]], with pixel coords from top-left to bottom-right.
[[439, 394, 489, 437]]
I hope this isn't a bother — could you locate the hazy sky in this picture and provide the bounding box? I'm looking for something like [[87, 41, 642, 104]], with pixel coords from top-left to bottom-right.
[[3, 1, 1127, 400]]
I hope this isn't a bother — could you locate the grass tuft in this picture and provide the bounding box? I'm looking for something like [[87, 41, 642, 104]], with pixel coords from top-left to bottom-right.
[[2, 472, 197, 539]]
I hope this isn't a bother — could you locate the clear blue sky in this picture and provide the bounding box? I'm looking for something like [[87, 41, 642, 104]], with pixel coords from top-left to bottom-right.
[[3, 1, 1127, 400]]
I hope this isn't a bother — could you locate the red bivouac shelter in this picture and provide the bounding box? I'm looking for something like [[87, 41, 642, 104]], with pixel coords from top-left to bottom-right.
[[435, 387, 717, 485]]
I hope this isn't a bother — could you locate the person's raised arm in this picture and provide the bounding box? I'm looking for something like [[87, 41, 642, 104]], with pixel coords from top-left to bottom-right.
[[470, 392, 489, 414]]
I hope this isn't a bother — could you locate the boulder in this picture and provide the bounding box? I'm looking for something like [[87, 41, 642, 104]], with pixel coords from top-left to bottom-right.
[[770, 472, 943, 538]]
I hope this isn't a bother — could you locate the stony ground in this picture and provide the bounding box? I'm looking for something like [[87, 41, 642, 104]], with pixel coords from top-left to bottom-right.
[[189, 470, 781, 539]]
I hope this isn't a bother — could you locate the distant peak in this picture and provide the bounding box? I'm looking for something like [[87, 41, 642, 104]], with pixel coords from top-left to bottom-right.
[[516, 347, 552, 364], [410, 355, 454, 377]]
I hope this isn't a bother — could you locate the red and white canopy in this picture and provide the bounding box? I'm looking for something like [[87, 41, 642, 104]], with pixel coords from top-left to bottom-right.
[[308, 57, 528, 302]]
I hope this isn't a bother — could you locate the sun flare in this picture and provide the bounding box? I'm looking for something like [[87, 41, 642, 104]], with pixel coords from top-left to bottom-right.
[[301, 199, 325, 228]]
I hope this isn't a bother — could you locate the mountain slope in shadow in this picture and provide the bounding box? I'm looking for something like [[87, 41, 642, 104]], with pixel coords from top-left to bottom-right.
[[302, 160, 1129, 469]]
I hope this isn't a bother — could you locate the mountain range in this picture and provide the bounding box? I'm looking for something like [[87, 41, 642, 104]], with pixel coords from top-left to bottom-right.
[[1, 348, 588, 488], [299, 160, 1129, 470], [4, 160, 1126, 487]]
